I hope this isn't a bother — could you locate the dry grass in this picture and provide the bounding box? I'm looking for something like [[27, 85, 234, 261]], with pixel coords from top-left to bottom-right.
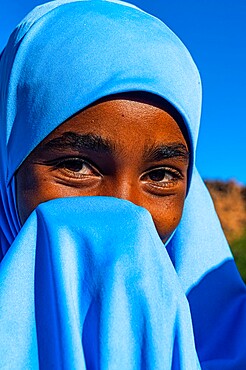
[[205, 180, 246, 281], [205, 180, 246, 243]]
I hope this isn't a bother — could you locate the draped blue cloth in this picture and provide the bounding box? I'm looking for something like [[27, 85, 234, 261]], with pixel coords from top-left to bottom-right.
[[0, 0, 245, 368], [0, 197, 201, 369]]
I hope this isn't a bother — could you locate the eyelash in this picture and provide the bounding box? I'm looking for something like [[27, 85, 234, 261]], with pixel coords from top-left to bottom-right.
[[48, 157, 183, 188], [141, 167, 183, 186], [50, 157, 100, 177]]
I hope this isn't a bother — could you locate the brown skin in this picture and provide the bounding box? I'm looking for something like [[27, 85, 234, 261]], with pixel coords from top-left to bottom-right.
[[16, 97, 189, 243]]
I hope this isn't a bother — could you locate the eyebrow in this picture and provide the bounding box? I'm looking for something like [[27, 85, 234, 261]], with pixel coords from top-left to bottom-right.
[[43, 131, 189, 163], [43, 132, 113, 153], [145, 143, 190, 163]]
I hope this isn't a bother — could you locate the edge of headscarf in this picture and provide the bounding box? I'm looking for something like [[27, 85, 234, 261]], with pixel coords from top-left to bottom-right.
[[0, 0, 200, 257], [3, 0, 200, 185], [5, 0, 145, 50]]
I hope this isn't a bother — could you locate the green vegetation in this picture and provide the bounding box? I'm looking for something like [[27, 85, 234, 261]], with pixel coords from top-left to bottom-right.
[[230, 231, 246, 282]]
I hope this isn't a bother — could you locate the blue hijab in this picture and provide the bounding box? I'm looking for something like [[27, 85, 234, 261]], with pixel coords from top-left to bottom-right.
[[0, 1, 245, 368]]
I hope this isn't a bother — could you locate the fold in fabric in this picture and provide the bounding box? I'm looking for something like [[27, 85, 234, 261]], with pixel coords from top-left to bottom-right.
[[0, 197, 201, 369], [1, 1, 246, 368], [169, 168, 246, 369]]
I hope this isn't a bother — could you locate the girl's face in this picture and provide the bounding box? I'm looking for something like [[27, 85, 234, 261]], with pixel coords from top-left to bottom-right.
[[16, 97, 189, 243]]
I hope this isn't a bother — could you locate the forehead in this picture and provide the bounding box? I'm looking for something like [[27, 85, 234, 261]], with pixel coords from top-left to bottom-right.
[[41, 94, 188, 150]]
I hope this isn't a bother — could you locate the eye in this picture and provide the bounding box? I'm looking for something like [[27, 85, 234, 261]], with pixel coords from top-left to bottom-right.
[[52, 157, 100, 177], [141, 167, 183, 187], [61, 159, 91, 173], [147, 169, 174, 182]]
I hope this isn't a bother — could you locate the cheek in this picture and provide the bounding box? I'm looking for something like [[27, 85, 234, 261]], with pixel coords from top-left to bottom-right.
[[16, 166, 98, 224], [15, 168, 43, 224], [147, 194, 186, 243], [15, 167, 61, 224]]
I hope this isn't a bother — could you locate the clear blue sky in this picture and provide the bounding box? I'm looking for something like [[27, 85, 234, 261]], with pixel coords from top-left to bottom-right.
[[1, 0, 246, 183]]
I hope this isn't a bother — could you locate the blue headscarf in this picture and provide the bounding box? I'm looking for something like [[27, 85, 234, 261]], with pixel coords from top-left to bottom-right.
[[0, 1, 245, 368]]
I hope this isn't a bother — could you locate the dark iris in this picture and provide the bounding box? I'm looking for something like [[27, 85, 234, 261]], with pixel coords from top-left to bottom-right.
[[149, 169, 166, 181], [63, 160, 84, 172]]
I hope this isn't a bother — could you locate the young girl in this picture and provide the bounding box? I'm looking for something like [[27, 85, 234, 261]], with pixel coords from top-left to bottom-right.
[[0, 1, 245, 368]]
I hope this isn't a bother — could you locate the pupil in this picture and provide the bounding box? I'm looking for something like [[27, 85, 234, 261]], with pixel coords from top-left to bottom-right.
[[66, 160, 83, 172], [149, 170, 165, 181]]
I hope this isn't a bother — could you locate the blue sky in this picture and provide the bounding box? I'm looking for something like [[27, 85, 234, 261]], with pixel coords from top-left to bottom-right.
[[1, 0, 246, 183]]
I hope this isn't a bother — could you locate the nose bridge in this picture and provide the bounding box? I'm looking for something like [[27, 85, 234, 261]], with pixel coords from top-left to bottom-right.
[[112, 175, 140, 205]]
